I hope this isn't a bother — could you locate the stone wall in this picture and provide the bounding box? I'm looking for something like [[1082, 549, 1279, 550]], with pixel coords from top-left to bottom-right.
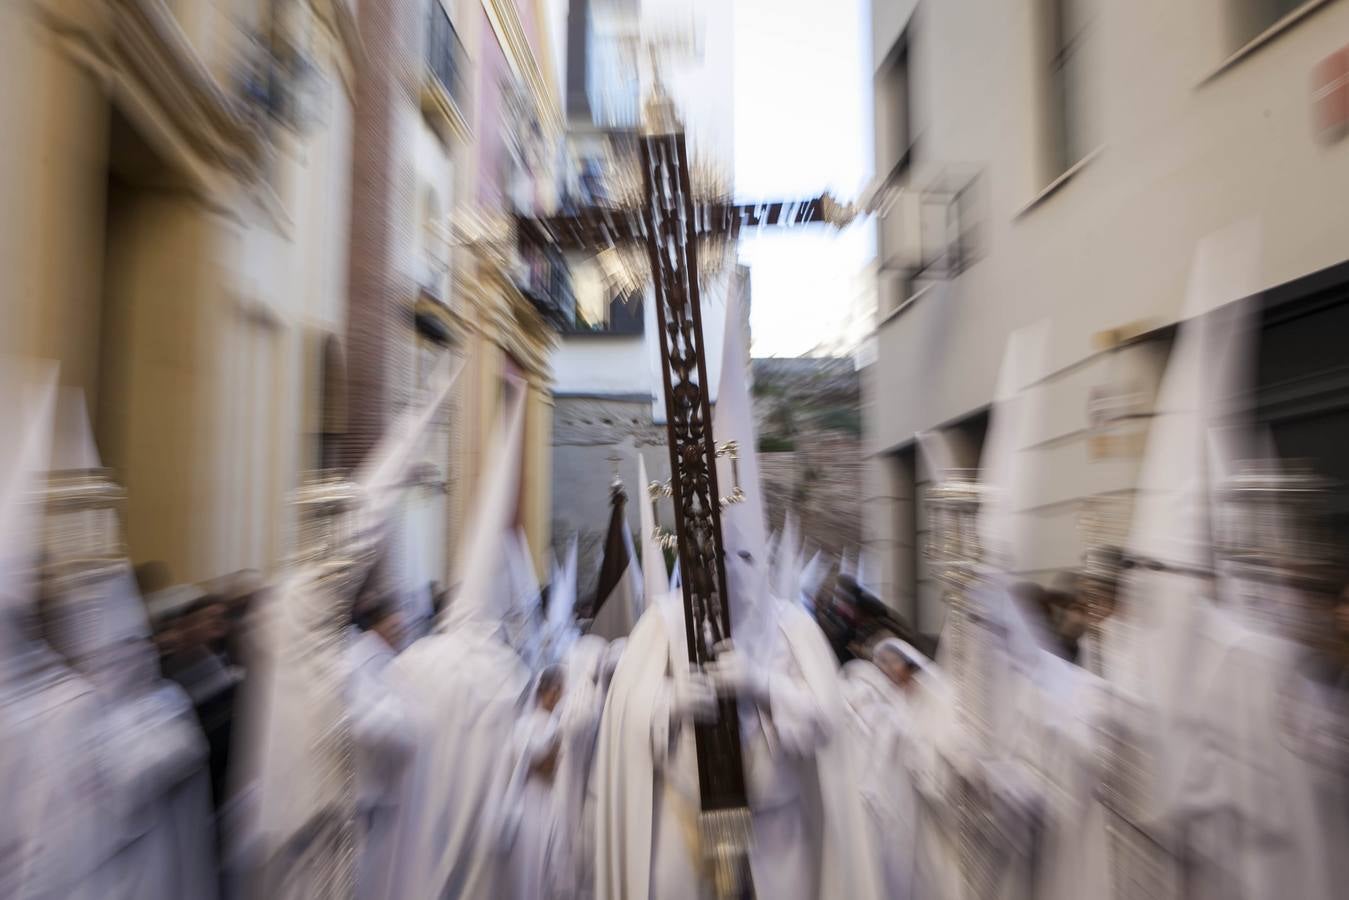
[[753, 357, 864, 559]]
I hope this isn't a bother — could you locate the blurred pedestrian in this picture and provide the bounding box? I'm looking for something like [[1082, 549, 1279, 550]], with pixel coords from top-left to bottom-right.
[[158, 591, 241, 811], [0, 368, 107, 900]]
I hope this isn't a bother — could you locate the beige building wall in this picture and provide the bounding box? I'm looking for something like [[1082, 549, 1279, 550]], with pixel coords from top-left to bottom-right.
[[432, 0, 563, 588], [866, 0, 1349, 631], [3, 0, 359, 585]]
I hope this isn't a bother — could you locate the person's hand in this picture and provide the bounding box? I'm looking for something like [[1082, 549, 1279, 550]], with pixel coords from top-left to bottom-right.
[[707, 641, 770, 702], [672, 669, 719, 724]]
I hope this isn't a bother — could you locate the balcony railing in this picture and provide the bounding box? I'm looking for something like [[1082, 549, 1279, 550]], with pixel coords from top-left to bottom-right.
[[563, 294, 645, 336], [426, 1, 464, 109], [517, 241, 575, 331]]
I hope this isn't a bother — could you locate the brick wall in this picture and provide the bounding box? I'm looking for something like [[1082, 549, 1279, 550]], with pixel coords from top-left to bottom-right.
[[342, 0, 419, 471]]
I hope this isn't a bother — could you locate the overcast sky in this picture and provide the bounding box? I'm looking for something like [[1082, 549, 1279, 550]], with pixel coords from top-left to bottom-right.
[[733, 0, 874, 358]]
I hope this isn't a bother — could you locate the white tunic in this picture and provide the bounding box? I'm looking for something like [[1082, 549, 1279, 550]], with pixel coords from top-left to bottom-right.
[[0, 648, 109, 900], [502, 706, 565, 900], [347, 629, 414, 900], [1003, 652, 1112, 900]]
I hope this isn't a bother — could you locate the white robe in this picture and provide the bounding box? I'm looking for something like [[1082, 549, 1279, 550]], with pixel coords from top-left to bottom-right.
[[841, 662, 920, 900], [87, 677, 219, 900], [1175, 606, 1349, 900], [0, 647, 109, 900], [348, 629, 414, 900], [379, 624, 531, 899], [1002, 652, 1112, 900], [593, 596, 878, 900], [502, 705, 565, 900]]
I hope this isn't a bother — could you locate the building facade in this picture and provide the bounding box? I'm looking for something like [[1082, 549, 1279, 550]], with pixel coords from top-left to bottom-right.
[[2, 0, 360, 585], [344, 0, 564, 604], [864, 0, 1349, 637], [1, 0, 567, 600], [441, 0, 567, 582]]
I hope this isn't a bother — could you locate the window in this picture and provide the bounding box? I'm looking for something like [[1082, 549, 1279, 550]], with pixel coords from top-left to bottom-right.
[[878, 33, 913, 185], [1041, 0, 1097, 181], [1230, 1, 1316, 50]]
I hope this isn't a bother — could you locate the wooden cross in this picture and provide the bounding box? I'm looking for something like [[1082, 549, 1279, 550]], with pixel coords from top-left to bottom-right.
[[518, 99, 854, 897]]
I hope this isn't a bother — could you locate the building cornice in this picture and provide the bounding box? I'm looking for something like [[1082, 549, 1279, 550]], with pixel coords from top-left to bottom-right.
[[309, 0, 362, 101], [108, 0, 265, 178], [481, 0, 561, 135]]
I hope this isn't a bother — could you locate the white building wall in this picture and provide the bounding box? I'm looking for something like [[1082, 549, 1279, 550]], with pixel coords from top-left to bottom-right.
[[866, 0, 1349, 630]]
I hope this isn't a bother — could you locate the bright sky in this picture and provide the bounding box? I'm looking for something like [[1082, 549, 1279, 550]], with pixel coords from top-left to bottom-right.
[[733, 0, 875, 358]]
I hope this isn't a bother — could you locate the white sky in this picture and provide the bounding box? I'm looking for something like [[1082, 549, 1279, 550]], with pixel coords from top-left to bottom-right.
[[733, 0, 875, 357]]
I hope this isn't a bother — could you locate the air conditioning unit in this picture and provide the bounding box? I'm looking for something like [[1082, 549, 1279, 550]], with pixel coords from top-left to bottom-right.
[[891, 188, 925, 273], [879, 166, 983, 279]]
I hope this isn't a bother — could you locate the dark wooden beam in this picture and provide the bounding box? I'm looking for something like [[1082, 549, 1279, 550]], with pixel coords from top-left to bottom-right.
[[517, 194, 831, 251]]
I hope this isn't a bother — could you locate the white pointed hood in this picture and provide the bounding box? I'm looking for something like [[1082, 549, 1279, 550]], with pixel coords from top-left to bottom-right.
[[712, 297, 776, 656], [354, 356, 465, 547], [977, 321, 1050, 575], [915, 429, 960, 484], [637, 452, 667, 607], [43, 389, 154, 668], [441, 382, 527, 632], [856, 549, 880, 598], [771, 512, 803, 602], [0, 363, 60, 669], [504, 529, 545, 667], [1129, 220, 1262, 572], [668, 558, 681, 594]]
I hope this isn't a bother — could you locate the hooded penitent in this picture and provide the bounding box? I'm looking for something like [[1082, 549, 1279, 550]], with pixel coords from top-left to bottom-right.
[[41, 389, 221, 900], [1115, 220, 1264, 704], [41, 390, 160, 696], [923, 323, 1055, 749], [379, 382, 534, 900], [713, 293, 778, 661], [0, 363, 113, 900], [592, 294, 884, 900], [243, 356, 462, 898], [0, 365, 62, 686]]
